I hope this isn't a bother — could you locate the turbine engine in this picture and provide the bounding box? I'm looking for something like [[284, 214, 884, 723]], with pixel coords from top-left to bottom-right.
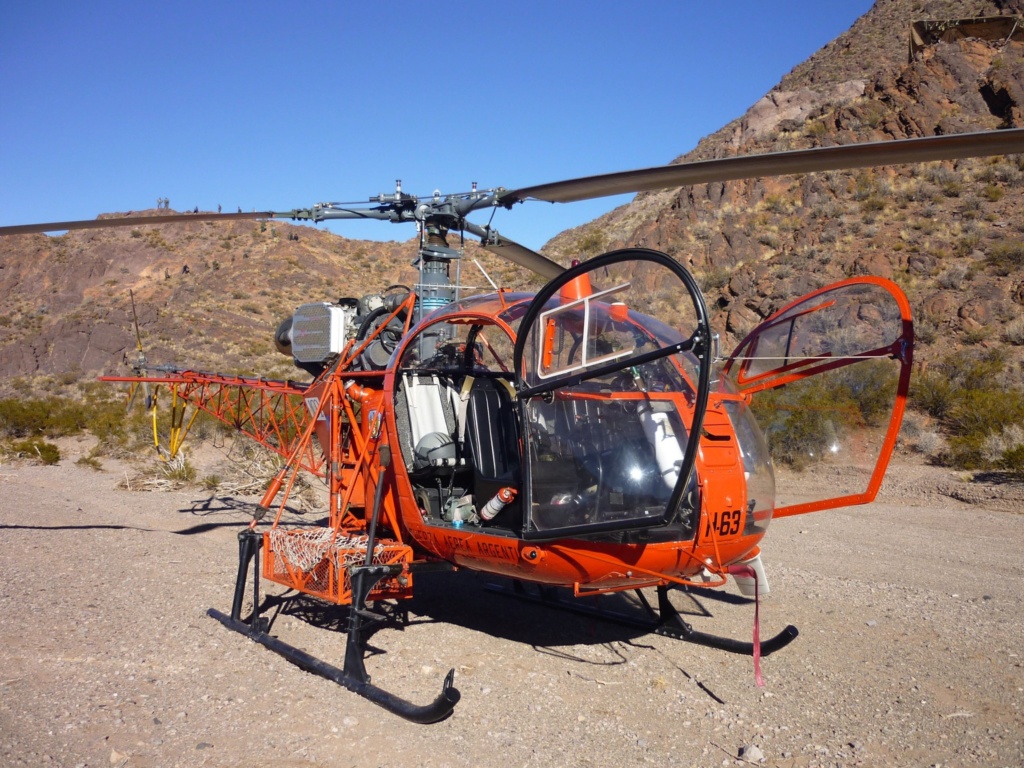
[[274, 288, 409, 376]]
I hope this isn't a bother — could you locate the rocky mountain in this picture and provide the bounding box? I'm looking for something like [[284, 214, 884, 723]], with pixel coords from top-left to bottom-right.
[[2, 0, 1023, 396], [547, 0, 1024, 376], [0, 212, 538, 392]]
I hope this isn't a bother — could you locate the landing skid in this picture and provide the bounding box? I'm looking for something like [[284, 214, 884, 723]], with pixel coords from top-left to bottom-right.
[[490, 580, 799, 656], [208, 530, 460, 724]]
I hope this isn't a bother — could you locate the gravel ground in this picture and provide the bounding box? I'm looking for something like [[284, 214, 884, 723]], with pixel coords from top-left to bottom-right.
[[0, 441, 1022, 768]]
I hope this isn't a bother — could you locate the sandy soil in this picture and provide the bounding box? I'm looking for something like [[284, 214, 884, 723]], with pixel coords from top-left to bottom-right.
[[0, 439, 1022, 768]]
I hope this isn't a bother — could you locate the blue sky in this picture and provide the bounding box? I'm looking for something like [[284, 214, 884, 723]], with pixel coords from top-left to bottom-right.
[[0, 1, 872, 251]]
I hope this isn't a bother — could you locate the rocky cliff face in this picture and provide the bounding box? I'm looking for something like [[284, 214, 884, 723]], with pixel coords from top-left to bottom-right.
[[546, 0, 1024, 373], [0, 212, 529, 389]]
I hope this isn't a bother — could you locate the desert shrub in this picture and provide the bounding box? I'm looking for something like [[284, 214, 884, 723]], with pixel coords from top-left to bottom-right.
[[0, 399, 43, 436], [753, 386, 853, 469], [811, 199, 846, 219], [914, 430, 948, 456], [860, 196, 886, 214], [76, 455, 104, 471], [913, 350, 1005, 420], [895, 181, 927, 206], [806, 120, 830, 138], [750, 361, 898, 468], [936, 263, 969, 289], [925, 164, 961, 188], [10, 437, 61, 465], [911, 350, 1024, 471], [853, 173, 876, 201], [694, 266, 732, 293], [763, 194, 789, 214], [994, 162, 1023, 187], [836, 360, 900, 426], [576, 230, 607, 257], [983, 423, 1024, 464], [959, 196, 982, 217], [914, 317, 938, 345], [983, 184, 1005, 202], [84, 398, 136, 443], [945, 388, 1024, 442], [961, 327, 991, 345], [955, 231, 982, 256], [161, 455, 197, 483], [998, 444, 1024, 479], [941, 180, 963, 198], [0, 392, 151, 455], [0, 397, 88, 438], [1003, 318, 1024, 346], [986, 241, 1024, 275]]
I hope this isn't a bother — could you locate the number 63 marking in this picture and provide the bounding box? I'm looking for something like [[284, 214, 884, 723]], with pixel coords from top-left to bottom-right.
[[704, 508, 743, 538]]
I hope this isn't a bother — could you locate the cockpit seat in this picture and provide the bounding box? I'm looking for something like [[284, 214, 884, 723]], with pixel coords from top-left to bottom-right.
[[460, 376, 521, 526], [462, 377, 518, 481]]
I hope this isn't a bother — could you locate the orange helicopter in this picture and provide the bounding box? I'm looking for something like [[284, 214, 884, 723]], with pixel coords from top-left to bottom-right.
[[3, 128, 1022, 722]]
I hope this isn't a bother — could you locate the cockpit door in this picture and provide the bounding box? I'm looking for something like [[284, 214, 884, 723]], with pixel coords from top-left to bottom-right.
[[512, 249, 713, 540], [721, 276, 913, 517]]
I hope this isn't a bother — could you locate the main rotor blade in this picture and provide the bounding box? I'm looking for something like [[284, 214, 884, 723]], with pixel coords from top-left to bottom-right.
[[499, 128, 1024, 205], [462, 221, 564, 279], [0, 211, 279, 236]]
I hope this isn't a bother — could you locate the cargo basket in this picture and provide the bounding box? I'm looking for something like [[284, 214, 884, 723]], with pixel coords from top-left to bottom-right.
[[263, 528, 414, 604]]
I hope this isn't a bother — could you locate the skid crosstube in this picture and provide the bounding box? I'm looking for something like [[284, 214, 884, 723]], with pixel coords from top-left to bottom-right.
[[209, 529, 460, 724]]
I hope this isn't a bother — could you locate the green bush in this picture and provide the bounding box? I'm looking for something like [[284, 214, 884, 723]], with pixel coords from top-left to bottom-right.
[[986, 241, 1024, 275], [10, 438, 61, 465], [0, 397, 88, 438], [983, 184, 1005, 202], [999, 444, 1024, 479], [835, 360, 899, 427], [76, 455, 104, 471], [750, 361, 897, 468], [911, 350, 1024, 471], [0, 393, 137, 442], [913, 350, 1006, 420], [0, 389, 159, 462]]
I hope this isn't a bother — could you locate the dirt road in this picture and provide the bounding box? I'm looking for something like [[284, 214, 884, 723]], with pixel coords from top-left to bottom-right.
[[0, 445, 1021, 767]]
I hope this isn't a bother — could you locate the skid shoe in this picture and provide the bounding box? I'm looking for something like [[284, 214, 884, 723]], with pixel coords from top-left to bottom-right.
[[492, 580, 799, 656]]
